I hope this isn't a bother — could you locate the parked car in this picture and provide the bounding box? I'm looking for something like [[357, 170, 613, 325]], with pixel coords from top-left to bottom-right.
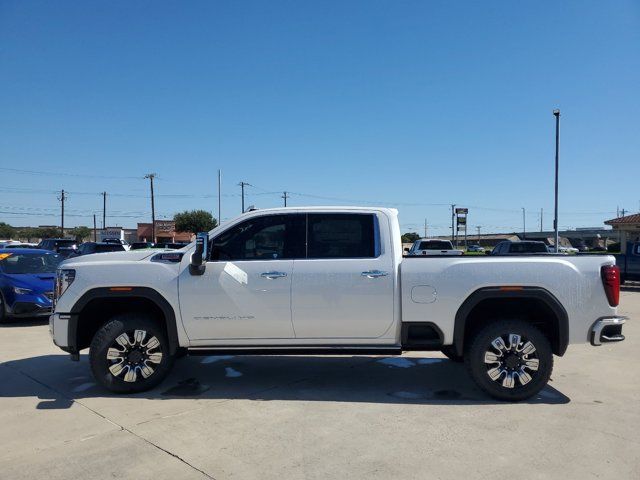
[[0, 242, 39, 249], [0, 249, 63, 322], [155, 242, 188, 250], [130, 242, 156, 250], [406, 239, 463, 256], [467, 244, 485, 253], [491, 240, 549, 255], [614, 241, 640, 283], [69, 242, 126, 257], [37, 238, 78, 254], [102, 238, 130, 250], [51, 207, 627, 401]]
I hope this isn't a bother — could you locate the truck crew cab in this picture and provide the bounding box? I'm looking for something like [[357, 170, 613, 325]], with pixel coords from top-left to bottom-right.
[[50, 207, 627, 401]]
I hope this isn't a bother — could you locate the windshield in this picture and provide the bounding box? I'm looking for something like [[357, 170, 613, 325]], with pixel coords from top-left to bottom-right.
[[0, 252, 63, 274]]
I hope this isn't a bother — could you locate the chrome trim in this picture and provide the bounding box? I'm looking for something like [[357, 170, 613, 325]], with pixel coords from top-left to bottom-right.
[[260, 271, 287, 279], [590, 316, 627, 346]]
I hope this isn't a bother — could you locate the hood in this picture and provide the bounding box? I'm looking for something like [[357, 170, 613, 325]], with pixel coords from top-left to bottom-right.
[[60, 249, 161, 268], [2, 272, 55, 293]]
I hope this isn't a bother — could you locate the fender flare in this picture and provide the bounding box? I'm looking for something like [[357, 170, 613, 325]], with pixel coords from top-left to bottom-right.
[[67, 286, 179, 354], [453, 287, 569, 357]]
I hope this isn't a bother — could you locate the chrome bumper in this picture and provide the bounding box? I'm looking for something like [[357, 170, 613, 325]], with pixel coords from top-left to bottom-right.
[[590, 317, 627, 346]]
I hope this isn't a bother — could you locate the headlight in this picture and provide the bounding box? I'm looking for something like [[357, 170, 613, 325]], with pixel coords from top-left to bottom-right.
[[13, 287, 33, 295], [55, 269, 76, 303]]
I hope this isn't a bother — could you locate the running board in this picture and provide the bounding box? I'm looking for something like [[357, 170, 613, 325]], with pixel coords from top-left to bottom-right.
[[187, 346, 402, 356]]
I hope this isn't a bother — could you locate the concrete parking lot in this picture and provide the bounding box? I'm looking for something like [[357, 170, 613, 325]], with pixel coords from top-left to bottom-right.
[[1, 287, 639, 480]]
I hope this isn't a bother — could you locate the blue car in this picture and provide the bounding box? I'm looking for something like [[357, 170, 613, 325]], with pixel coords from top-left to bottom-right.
[[0, 249, 63, 322]]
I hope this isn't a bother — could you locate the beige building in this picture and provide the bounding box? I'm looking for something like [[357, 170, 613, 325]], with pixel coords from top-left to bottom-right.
[[604, 213, 640, 247]]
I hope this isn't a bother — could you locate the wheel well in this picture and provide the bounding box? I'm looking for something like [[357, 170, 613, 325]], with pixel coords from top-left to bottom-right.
[[75, 297, 167, 351], [456, 294, 567, 356]]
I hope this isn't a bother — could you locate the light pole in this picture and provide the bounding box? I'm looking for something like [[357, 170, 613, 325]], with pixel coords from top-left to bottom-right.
[[553, 109, 560, 252], [522, 207, 526, 239]]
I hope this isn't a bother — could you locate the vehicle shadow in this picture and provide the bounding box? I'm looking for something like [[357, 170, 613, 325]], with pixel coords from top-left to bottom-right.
[[0, 317, 49, 328], [0, 353, 570, 409]]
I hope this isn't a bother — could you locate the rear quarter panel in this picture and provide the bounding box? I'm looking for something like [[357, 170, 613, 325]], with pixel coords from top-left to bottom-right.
[[400, 255, 618, 345]]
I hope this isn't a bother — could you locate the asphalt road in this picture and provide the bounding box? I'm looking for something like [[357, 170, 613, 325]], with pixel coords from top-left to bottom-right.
[[1, 286, 639, 479]]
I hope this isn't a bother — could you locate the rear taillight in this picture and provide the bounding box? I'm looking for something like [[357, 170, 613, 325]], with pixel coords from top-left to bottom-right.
[[601, 265, 620, 307]]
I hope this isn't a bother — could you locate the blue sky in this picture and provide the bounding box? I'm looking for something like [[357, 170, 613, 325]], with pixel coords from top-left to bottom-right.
[[1, 1, 639, 236]]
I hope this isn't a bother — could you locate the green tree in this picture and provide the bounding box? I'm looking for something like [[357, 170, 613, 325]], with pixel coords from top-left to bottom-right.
[[0, 222, 15, 239], [69, 226, 92, 242], [401, 232, 420, 243], [174, 210, 218, 234], [34, 227, 62, 240]]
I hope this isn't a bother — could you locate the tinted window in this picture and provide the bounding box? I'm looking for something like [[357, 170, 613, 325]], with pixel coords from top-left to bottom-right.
[[418, 241, 452, 250], [508, 242, 548, 253], [210, 214, 305, 261], [0, 252, 62, 274], [307, 214, 375, 259], [95, 244, 125, 253]]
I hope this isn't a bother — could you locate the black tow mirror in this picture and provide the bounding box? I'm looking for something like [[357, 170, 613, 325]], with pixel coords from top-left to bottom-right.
[[189, 232, 208, 276]]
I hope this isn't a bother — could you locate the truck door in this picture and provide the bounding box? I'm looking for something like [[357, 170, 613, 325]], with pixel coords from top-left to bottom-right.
[[291, 213, 395, 339], [179, 213, 305, 341]]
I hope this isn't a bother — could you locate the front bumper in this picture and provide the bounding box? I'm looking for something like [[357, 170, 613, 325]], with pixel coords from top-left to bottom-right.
[[590, 316, 627, 346], [49, 313, 71, 349]]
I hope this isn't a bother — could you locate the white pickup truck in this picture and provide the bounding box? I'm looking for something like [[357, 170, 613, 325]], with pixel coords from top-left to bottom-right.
[[50, 207, 627, 401]]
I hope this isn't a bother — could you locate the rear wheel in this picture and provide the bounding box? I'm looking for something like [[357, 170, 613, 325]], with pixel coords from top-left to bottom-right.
[[89, 313, 174, 393], [465, 320, 553, 401]]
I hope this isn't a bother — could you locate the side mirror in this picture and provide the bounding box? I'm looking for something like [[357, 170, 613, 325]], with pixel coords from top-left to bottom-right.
[[189, 232, 208, 276], [403, 247, 410, 253]]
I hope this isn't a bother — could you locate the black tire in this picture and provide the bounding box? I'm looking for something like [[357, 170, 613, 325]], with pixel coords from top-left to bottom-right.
[[90, 313, 174, 393], [465, 319, 553, 402], [440, 345, 464, 363]]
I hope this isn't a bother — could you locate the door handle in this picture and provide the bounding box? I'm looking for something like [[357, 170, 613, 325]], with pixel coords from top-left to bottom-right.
[[361, 270, 389, 278], [260, 271, 288, 279]]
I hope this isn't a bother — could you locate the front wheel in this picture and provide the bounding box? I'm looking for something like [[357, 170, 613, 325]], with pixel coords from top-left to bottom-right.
[[89, 313, 174, 393], [465, 320, 553, 401]]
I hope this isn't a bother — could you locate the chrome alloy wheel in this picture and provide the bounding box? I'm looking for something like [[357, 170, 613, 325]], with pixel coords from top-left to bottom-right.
[[106, 330, 163, 383], [483, 333, 540, 389]]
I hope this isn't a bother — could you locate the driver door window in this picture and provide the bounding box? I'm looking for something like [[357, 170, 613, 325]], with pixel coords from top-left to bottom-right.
[[210, 214, 304, 261]]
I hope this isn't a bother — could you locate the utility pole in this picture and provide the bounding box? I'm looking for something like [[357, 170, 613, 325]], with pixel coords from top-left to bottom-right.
[[238, 181, 251, 213], [553, 109, 560, 253], [102, 191, 107, 229], [145, 173, 156, 243], [451, 204, 456, 246], [621, 208, 627, 217], [540, 208, 543, 232], [57, 190, 67, 237], [93, 214, 97, 241], [217, 169, 222, 224], [282, 191, 289, 207], [522, 207, 526, 239], [477, 226, 481, 242], [424, 218, 428, 238]]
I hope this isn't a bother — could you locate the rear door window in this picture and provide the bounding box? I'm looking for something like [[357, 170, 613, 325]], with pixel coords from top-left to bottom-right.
[[307, 214, 376, 259]]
